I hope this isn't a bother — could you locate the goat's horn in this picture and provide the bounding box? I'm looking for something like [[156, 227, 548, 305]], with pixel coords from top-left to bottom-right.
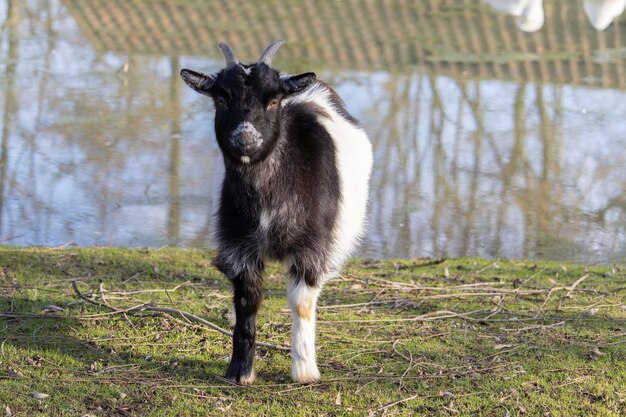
[[259, 40, 285, 66], [218, 41, 238, 67]]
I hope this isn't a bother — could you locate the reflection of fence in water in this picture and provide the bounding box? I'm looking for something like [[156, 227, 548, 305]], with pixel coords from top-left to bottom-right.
[[1, 0, 624, 260], [65, 0, 626, 89], [62, 0, 626, 258], [0, 0, 199, 245], [364, 72, 625, 260]]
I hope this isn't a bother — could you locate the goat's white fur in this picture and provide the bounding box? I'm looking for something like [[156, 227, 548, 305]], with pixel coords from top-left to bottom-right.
[[283, 82, 373, 382], [288, 279, 322, 383], [285, 82, 373, 272]]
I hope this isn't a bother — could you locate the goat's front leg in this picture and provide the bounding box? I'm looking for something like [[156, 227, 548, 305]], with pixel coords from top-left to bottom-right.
[[288, 277, 322, 383], [224, 266, 263, 384]]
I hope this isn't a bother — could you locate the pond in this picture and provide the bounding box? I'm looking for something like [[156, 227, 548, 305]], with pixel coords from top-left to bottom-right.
[[0, 0, 625, 264]]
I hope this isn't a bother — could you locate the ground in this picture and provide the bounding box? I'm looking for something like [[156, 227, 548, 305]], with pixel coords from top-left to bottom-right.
[[0, 247, 625, 416]]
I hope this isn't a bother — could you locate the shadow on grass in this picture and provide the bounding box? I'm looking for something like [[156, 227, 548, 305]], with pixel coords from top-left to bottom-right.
[[1, 296, 227, 370], [0, 247, 239, 380]]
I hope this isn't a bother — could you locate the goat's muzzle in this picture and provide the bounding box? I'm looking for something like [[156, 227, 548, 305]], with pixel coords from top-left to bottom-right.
[[230, 121, 263, 158], [236, 132, 262, 154]]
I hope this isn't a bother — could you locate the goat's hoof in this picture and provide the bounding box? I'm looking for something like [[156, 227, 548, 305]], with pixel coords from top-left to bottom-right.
[[225, 362, 256, 385], [291, 365, 320, 384]]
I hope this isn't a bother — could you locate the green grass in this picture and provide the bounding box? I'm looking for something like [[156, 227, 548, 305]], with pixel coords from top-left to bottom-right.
[[1, 247, 625, 416]]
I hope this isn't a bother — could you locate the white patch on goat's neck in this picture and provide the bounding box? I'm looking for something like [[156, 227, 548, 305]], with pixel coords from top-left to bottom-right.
[[230, 121, 263, 142], [256, 210, 271, 256], [259, 210, 272, 232], [282, 83, 334, 115], [240, 156, 251, 164]]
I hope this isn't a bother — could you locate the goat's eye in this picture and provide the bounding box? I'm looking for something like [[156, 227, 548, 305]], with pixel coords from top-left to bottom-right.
[[267, 98, 279, 110], [216, 97, 227, 108]]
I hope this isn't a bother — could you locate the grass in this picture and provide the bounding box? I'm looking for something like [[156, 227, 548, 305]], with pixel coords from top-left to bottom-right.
[[0, 246, 625, 416]]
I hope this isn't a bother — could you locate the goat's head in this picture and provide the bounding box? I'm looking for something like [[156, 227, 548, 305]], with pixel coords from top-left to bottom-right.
[[180, 40, 316, 164]]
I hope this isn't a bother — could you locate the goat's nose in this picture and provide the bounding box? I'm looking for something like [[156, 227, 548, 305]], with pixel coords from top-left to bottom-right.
[[237, 132, 257, 148], [230, 121, 262, 152]]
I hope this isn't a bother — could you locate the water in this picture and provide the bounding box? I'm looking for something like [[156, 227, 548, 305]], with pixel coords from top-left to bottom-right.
[[0, 0, 625, 263]]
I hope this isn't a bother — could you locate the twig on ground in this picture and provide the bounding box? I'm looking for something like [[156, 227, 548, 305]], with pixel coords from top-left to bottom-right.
[[105, 281, 192, 295], [319, 308, 488, 324], [398, 350, 414, 389], [565, 274, 590, 295], [475, 261, 500, 274], [377, 393, 425, 413], [503, 321, 566, 333], [535, 274, 590, 317], [550, 375, 591, 390], [392, 339, 410, 362], [71, 280, 290, 352]]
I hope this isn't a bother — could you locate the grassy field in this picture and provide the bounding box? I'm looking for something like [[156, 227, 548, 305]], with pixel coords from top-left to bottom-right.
[[0, 247, 625, 416]]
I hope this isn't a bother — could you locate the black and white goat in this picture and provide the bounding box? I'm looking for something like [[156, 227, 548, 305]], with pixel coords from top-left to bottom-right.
[[180, 40, 372, 384]]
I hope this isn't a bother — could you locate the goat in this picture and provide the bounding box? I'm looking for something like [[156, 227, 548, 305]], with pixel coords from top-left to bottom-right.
[[180, 40, 373, 384]]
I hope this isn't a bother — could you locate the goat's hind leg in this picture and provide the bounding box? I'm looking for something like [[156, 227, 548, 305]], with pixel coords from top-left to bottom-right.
[[288, 275, 323, 383]]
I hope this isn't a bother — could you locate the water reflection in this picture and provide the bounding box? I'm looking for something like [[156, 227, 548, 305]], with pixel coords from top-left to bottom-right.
[[0, 0, 625, 263]]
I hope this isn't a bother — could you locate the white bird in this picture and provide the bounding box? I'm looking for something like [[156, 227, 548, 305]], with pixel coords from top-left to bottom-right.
[[483, 0, 545, 32], [584, 0, 626, 30]]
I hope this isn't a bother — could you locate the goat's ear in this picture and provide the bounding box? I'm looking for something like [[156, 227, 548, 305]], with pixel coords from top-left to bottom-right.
[[281, 72, 316, 95], [180, 69, 216, 95]]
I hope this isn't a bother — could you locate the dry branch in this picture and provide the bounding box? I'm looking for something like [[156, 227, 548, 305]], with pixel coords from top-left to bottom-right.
[[71, 281, 290, 352], [319, 308, 488, 324]]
